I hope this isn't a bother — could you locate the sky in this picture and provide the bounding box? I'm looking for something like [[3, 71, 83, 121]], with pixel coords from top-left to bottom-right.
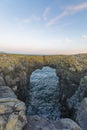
[[0, 0, 87, 54]]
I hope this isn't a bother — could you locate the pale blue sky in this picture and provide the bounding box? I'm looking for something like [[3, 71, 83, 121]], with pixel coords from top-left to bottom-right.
[[0, 0, 87, 54]]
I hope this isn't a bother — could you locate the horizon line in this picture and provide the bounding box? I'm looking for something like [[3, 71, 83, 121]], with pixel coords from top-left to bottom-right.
[[0, 51, 87, 56]]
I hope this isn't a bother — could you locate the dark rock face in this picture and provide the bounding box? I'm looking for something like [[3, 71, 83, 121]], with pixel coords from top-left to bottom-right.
[[27, 67, 61, 120], [67, 76, 87, 110], [0, 76, 6, 86]]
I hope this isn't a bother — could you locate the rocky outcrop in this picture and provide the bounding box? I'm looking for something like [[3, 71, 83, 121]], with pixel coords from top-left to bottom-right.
[[27, 67, 60, 120], [67, 76, 87, 110], [76, 98, 87, 130], [0, 76, 6, 86], [24, 115, 82, 130], [0, 57, 43, 101], [0, 86, 27, 130], [0, 54, 87, 129]]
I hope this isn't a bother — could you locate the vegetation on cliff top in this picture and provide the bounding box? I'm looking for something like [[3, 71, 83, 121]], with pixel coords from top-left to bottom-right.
[[0, 53, 87, 71]]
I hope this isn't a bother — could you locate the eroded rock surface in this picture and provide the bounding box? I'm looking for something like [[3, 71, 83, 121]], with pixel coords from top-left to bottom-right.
[[0, 54, 87, 129], [0, 76, 5, 86], [24, 115, 82, 130], [0, 86, 27, 130], [27, 67, 60, 120], [76, 98, 87, 130], [67, 76, 87, 111]]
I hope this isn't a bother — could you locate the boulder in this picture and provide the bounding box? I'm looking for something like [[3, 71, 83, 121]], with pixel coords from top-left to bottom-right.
[[54, 118, 82, 130], [76, 98, 87, 130], [24, 115, 82, 130], [0, 86, 17, 99], [25, 115, 56, 130], [0, 86, 27, 130]]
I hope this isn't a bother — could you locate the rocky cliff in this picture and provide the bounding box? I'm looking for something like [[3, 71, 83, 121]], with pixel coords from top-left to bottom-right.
[[0, 54, 87, 103], [0, 53, 87, 130]]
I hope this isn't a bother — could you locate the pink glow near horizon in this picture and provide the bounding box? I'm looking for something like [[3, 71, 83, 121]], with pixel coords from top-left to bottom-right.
[[0, 1, 87, 54], [1, 47, 87, 55]]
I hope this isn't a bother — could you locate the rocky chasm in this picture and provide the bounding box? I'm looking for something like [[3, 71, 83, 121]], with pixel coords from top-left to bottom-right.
[[25, 66, 87, 130], [0, 53, 87, 130], [27, 67, 60, 120]]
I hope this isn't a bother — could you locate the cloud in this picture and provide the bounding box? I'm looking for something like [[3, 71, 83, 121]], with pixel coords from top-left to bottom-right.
[[47, 11, 67, 26], [43, 7, 51, 21], [81, 35, 87, 39], [65, 2, 87, 12], [47, 2, 87, 26]]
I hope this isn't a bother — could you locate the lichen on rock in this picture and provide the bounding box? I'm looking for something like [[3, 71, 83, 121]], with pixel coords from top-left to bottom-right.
[[0, 86, 27, 130]]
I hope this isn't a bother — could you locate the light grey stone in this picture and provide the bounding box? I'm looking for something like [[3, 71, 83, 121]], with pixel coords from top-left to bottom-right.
[[0, 86, 27, 130], [25, 115, 82, 130]]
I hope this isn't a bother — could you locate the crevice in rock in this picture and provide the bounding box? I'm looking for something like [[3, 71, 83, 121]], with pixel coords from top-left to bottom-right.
[[25, 66, 77, 121]]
